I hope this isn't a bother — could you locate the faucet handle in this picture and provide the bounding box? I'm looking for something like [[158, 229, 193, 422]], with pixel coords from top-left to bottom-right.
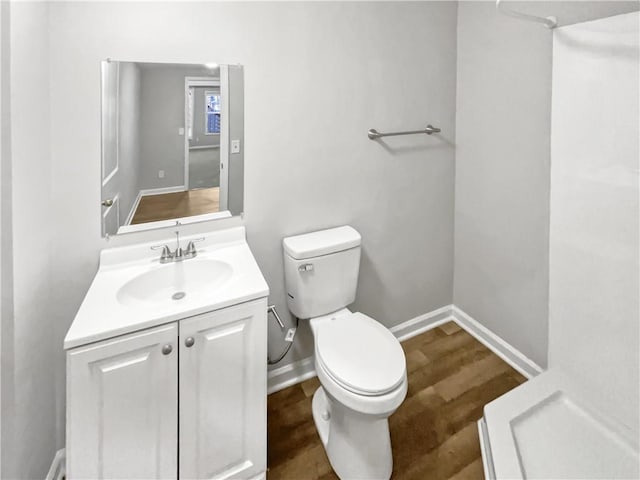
[[151, 244, 173, 263], [185, 237, 205, 258]]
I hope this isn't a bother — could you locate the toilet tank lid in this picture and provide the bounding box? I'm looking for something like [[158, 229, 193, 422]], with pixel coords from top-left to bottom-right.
[[283, 226, 361, 260]]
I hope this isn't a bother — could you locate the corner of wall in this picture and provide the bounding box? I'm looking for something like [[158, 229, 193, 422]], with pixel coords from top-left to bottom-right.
[[5, 1, 57, 477], [0, 1, 15, 477]]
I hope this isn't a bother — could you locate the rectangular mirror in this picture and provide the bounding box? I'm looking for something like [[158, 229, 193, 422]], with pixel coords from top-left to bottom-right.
[[100, 61, 244, 236]]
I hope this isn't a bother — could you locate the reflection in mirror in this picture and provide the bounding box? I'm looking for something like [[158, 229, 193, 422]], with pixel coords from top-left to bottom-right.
[[100, 61, 244, 236]]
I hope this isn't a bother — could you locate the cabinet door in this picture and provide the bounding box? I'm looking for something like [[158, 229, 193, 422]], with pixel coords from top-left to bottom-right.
[[67, 324, 178, 479], [179, 299, 267, 479]]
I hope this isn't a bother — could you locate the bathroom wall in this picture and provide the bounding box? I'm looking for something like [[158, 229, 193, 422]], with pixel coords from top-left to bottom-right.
[[0, 3, 9, 477], [454, 1, 552, 368], [2, 2, 57, 478], [549, 11, 639, 439], [41, 1, 457, 472], [453, 1, 639, 369]]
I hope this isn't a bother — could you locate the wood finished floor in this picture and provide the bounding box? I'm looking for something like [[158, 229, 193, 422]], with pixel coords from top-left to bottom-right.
[[266, 321, 526, 480], [131, 187, 219, 224]]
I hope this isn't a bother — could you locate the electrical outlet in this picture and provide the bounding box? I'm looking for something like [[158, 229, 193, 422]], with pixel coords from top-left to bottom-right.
[[285, 328, 296, 342], [158, 170, 165, 179], [231, 139, 241, 154]]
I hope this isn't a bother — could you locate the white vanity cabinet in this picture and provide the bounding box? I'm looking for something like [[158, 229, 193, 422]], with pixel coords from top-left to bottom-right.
[[66, 298, 267, 480]]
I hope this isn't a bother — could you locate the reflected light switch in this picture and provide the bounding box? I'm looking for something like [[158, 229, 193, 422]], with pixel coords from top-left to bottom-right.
[[231, 139, 241, 154]]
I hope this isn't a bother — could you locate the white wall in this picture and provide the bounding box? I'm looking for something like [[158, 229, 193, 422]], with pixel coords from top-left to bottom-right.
[[0, 2, 9, 477], [42, 1, 457, 467], [549, 11, 639, 438], [454, 1, 552, 368], [453, 1, 639, 369], [3, 2, 56, 478]]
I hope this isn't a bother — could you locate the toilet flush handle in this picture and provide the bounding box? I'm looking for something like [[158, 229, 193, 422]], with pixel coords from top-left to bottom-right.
[[298, 263, 314, 272]]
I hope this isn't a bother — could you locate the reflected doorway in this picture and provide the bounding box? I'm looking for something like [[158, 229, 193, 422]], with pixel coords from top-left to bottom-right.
[[186, 82, 221, 190]]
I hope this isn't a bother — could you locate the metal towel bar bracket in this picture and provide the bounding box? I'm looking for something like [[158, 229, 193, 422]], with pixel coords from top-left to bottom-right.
[[368, 124, 441, 140]]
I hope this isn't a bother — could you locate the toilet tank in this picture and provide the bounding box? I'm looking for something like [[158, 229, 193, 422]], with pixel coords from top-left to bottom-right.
[[283, 226, 361, 319]]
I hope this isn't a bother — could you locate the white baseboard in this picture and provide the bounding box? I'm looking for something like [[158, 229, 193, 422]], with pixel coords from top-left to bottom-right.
[[451, 306, 543, 379], [140, 185, 185, 196], [266, 304, 543, 394], [45, 448, 65, 480], [267, 356, 316, 394], [478, 419, 496, 480], [124, 191, 142, 226], [389, 304, 453, 341]]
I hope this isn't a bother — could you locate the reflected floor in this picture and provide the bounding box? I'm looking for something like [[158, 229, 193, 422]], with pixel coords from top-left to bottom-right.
[[131, 187, 220, 225]]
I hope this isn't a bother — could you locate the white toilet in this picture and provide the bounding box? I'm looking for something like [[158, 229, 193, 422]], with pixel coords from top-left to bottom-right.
[[283, 225, 408, 480]]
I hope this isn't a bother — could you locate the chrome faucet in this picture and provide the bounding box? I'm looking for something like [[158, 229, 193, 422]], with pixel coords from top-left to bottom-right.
[[151, 231, 205, 263]]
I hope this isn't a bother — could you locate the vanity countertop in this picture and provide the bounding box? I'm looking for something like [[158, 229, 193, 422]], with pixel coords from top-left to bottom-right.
[[64, 226, 269, 350]]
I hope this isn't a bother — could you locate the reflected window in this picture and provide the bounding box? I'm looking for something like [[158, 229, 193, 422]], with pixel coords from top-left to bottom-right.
[[205, 91, 221, 134]]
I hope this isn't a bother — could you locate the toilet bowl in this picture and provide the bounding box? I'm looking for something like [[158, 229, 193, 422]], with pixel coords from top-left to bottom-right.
[[282, 226, 408, 479], [309, 309, 407, 479]]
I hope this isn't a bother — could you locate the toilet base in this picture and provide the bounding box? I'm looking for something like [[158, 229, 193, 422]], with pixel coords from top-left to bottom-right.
[[311, 387, 393, 480], [311, 386, 331, 446]]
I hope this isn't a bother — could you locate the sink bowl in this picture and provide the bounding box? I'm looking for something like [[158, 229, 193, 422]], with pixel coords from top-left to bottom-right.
[[117, 259, 233, 307]]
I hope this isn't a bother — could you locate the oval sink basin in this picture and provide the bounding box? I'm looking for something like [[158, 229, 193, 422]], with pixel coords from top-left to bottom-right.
[[117, 259, 233, 307]]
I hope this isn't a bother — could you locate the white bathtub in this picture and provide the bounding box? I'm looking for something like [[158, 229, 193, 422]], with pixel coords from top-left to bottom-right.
[[479, 368, 639, 479]]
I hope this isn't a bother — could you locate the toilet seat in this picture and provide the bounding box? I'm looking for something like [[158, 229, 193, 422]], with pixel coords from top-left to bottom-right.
[[315, 312, 406, 396]]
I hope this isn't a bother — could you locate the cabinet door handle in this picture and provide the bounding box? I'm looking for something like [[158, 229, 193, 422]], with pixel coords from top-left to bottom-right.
[[185, 337, 195, 348], [162, 344, 173, 355]]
